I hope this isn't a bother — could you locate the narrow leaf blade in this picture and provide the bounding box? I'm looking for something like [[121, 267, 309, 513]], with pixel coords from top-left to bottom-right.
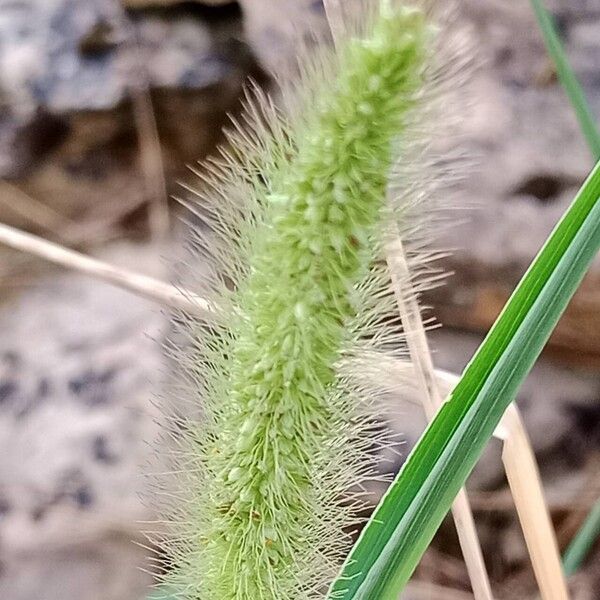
[[563, 497, 600, 576], [530, 0, 600, 158]]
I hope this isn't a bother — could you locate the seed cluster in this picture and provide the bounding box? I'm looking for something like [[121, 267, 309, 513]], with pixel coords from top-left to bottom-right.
[[163, 5, 433, 600]]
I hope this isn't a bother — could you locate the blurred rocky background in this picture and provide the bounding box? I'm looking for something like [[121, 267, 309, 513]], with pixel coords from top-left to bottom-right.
[[0, 1, 598, 599]]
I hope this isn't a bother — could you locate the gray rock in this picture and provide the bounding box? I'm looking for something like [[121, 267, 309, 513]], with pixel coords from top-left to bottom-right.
[[123, 0, 233, 6], [0, 0, 248, 116], [238, 0, 330, 72], [0, 0, 254, 229], [0, 243, 168, 600]]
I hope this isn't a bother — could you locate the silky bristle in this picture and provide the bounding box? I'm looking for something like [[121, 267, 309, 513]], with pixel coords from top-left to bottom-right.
[[149, 2, 470, 599]]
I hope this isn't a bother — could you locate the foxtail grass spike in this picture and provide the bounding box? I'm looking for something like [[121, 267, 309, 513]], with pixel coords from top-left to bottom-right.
[[152, 2, 466, 599]]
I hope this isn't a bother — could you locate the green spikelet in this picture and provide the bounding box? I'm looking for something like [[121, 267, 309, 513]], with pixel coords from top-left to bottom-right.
[[157, 3, 447, 599]]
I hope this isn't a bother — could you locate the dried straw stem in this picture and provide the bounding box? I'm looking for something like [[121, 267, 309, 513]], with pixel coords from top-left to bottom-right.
[[0, 181, 74, 234], [386, 233, 494, 600], [131, 86, 170, 239], [0, 222, 209, 317], [434, 370, 570, 600], [500, 405, 570, 600], [321, 2, 493, 596]]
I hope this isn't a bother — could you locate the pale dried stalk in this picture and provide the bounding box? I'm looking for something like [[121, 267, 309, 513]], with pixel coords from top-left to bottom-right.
[[0, 181, 74, 234], [109, 8, 169, 239], [131, 86, 170, 239], [500, 406, 570, 600], [434, 369, 570, 600], [386, 234, 494, 600], [0, 222, 209, 317]]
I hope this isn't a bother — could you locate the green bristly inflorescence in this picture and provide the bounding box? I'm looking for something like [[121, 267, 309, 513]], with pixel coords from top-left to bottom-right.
[[160, 4, 437, 599]]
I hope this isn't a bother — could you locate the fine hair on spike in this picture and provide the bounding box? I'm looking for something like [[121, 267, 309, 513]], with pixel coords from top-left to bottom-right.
[[148, 1, 472, 599]]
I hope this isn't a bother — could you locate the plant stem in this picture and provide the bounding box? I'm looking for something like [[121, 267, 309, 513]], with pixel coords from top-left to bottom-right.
[[385, 234, 493, 600], [563, 497, 600, 576], [530, 0, 600, 159], [323, 3, 494, 597], [500, 406, 569, 600], [0, 222, 208, 316]]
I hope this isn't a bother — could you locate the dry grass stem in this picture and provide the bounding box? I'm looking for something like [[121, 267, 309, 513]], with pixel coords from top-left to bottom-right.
[[386, 234, 494, 600], [0, 181, 74, 234], [434, 369, 570, 600], [131, 86, 170, 239], [0, 222, 209, 316], [60, 194, 149, 246], [323, 1, 492, 597], [500, 405, 570, 600]]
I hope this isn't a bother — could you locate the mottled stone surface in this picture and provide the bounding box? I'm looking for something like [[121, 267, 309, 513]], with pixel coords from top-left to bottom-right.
[[0, 243, 168, 600], [0, 0, 254, 230], [123, 0, 233, 6]]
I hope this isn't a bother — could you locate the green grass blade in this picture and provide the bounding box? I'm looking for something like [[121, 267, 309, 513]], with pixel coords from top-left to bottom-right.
[[328, 160, 600, 599], [563, 497, 600, 576], [530, 0, 600, 159]]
